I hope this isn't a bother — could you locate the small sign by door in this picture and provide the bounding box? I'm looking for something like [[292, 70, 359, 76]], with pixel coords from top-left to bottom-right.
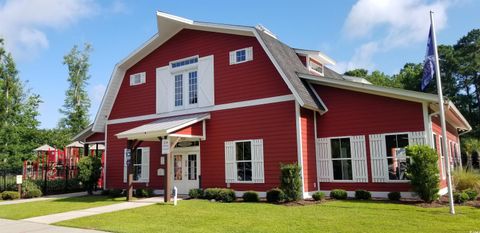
[[162, 140, 170, 154], [16, 175, 22, 184]]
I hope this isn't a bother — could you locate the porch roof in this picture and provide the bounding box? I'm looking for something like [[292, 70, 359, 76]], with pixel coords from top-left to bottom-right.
[[116, 113, 210, 140]]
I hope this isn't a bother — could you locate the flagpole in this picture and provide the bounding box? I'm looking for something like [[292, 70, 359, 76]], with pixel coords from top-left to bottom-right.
[[430, 11, 455, 215]]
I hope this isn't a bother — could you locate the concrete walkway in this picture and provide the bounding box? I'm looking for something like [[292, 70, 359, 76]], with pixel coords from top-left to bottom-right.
[[0, 218, 107, 233], [23, 197, 165, 224], [0, 192, 89, 206]]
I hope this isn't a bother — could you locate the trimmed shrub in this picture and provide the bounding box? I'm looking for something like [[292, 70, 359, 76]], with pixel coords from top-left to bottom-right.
[[463, 188, 478, 201], [204, 188, 222, 200], [78, 155, 102, 195], [330, 189, 348, 200], [354, 190, 371, 200], [25, 188, 42, 198], [1, 191, 20, 200], [217, 189, 236, 203], [406, 145, 440, 203], [388, 192, 401, 201], [312, 191, 325, 201], [242, 191, 259, 202], [279, 163, 302, 201], [188, 188, 204, 199], [101, 189, 110, 196], [135, 188, 154, 198], [454, 191, 469, 204], [266, 188, 285, 203], [453, 169, 480, 192], [109, 189, 124, 198]]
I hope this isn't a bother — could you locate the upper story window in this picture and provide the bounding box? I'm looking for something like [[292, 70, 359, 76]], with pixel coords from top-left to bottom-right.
[[229, 47, 253, 65], [308, 58, 324, 76], [171, 56, 198, 69], [173, 70, 198, 109], [130, 72, 146, 86]]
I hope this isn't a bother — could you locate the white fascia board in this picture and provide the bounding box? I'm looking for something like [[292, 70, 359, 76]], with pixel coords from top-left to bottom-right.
[[165, 114, 211, 134], [447, 101, 472, 131], [294, 48, 336, 65], [156, 11, 194, 25], [299, 73, 439, 103]]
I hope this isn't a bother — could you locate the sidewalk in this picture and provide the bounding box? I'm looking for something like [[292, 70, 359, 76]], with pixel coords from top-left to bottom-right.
[[0, 191, 89, 206], [23, 197, 165, 224], [0, 218, 107, 233]]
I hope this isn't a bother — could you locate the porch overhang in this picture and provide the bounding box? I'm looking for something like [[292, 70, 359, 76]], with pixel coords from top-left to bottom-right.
[[115, 113, 210, 141]]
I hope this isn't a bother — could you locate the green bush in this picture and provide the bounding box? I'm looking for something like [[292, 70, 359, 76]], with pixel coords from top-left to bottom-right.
[[135, 188, 154, 198], [330, 189, 348, 200], [78, 155, 102, 195], [217, 189, 236, 203], [388, 192, 401, 201], [312, 191, 325, 201], [101, 189, 110, 196], [354, 190, 371, 200], [463, 188, 478, 201], [204, 188, 222, 200], [242, 191, 259, 202], [266, 188, 285, 203], [25, 188, 42, 198], [279, 163, 302, 202], [109, 189, 124, 198], [1, 191, 20, 200], [406, 145, 440, 203], [453, 169, 480, 192], [454, 191, 469, 204], [188, 188, 204, 199]]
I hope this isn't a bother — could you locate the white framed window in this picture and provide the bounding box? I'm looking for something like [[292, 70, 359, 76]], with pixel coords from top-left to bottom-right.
[[308, 58, 324, 76], [170, 56, 198, 70], [225, 139, 264, 183], [439, 136, 446, 179], [385, 134, 410, 181], [174, 74, 183, 107], [173, 70, 197, 109], [188, 71, 198, 104], [229, 47, 253, 65], [330, 138, 353, 180], [130, 72, 146, 86], [123, 147, 150, 183]]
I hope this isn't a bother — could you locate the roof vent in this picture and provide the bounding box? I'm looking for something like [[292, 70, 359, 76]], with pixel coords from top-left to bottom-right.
[[255, 24, 277, 39]]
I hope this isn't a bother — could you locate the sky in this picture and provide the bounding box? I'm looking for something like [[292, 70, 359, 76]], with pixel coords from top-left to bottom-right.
[[1, 0, 479, 129]]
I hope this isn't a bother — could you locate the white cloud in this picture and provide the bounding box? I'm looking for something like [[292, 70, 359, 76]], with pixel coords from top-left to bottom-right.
[[0, 0, 98, 59], [91, 84, 106, 102], [110, 0, 128, 14], [340, 0, 450, 71]]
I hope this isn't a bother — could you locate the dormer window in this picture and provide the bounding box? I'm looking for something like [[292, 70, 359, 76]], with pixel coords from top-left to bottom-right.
[[229, 47, 253, 65], [130, 72, 146, 86], [308, 58, 324, 76]]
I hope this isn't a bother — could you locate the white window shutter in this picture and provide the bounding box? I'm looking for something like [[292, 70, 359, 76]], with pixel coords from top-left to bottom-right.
[[225, 141, 236, 183], [316, 138, 332, 182], [140, 147, 150, 183], [123, 149, 130, 183], [229, 51, 235, 65], [197, 55, 215, 108], [252, 139, 264, 183], [369, 134, 388, 182], [140, 72, 146, 84], [246, 47, 253, 61], [351, 136, 368, 183], [408, 131, 426, 145], [129, 75, 135, 86], [156, 66, 171, 113]]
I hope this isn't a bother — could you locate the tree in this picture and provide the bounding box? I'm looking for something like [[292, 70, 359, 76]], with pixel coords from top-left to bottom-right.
[[344, 69, 368, 78], [0, 38, 42, 172], [394, 63, 423, 91], [59, 43, 92, 136], [78, 155, 102, 195], [461, 138, 480, 171], [279, 163, 302, 201]]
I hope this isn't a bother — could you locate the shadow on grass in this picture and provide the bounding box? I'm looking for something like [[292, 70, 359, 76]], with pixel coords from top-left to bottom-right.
[[51, 195, 126, 204]]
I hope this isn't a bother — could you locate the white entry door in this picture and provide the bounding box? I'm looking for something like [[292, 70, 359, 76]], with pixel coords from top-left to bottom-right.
[[172, 153, 199, 194]]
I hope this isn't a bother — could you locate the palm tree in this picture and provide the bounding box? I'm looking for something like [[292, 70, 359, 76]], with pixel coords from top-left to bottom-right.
[[461, 138, 480, 171]]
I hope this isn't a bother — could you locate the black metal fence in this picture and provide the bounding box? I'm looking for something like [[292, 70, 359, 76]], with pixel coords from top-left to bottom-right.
[[22, 164, 84, 195], [0, 173, 17, 192]]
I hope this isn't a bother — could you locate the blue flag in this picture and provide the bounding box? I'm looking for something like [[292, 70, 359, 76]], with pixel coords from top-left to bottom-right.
[[421, 25, 435, 91]]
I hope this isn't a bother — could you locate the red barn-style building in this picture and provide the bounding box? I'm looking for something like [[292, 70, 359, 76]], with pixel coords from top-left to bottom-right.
[[76, 12, 471, 198]]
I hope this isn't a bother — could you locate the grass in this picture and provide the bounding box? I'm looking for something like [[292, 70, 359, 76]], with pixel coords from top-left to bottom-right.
[[56, 199, 480, 233], [0, 195, 125, 220]]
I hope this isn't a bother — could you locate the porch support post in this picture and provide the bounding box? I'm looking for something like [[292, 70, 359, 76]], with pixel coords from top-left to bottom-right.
[[162, 136, 180, 203], [83, 143, 89, 157], [126, 139, 143, 201]]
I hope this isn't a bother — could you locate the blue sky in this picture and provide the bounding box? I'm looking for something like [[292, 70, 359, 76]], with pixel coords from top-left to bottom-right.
[[1, 0, 479, 129]]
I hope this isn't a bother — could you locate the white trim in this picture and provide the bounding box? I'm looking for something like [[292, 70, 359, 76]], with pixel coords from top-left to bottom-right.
[[103, 123, 107, 189], [129, 72, 146, 86], [234, 191, 267, 198], [156, 11, 194, 24], [422, 102, 433, 148], [295, 101, 306, 197], [84, 140, 105, 144], [318, 190, 417, 199], [307, 82, 328, 114], [108, 94, 295, 125], [229, 47, 253, 65], [293, 48, 336, 66], [314, 112, 319, 192]]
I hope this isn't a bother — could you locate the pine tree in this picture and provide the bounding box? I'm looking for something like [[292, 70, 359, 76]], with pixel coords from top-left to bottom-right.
[[59, 43, 92, 136]]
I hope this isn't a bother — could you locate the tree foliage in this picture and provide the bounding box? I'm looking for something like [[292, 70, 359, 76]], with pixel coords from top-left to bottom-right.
[[406, 145, 440, 203], [78, 155, 102, 195], [279, 163, 302, 201], [59, 43, 92, 136]]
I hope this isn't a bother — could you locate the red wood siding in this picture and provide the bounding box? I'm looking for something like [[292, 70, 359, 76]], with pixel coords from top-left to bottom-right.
[[201, 101, 297, 191], [109, 29, 290, 120], [106, 119, 164, 190], [313, 85, 425, 192], [301, 108, 317, 192], [85, 132, 105, 142], [431, 116, 460, 189], [171, 121, 203, 136]]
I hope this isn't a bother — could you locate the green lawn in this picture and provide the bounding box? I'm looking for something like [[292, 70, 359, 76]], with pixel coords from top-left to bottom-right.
[[0, 195, 125, 220], [56, 199, 480, 233]]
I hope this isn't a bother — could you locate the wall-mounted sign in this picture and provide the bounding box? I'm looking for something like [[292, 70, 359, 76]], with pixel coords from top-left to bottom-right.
[[157, 168, 165, 176], [162, 139, 170, 154], [16, 175, 22, 184]]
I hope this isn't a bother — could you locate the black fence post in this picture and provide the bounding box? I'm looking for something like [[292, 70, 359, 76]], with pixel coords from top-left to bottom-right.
[[65, 165, 69, 193], [43, 163, 47, 194]]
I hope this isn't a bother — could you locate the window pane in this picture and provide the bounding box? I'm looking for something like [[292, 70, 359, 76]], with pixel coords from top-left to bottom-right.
[[237, 162, 252, 181], [386, 134, 408, 157], [188, 154, 197, 180], [174, 155, 182, 180], [188, 71, 198, 104], [243, 141, 251, 160], [340, 138, 351, 158], [236, 142, 244, 160], [236, 49, 246, 62], [331, 139, 340, 158], [332, 160, 352, 180], [388, 158, 409, 180], [134, 149, 142, 164], [397, 134, 409, 148], [134, 165, 142, 181], [174, 74, 183, 106]]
